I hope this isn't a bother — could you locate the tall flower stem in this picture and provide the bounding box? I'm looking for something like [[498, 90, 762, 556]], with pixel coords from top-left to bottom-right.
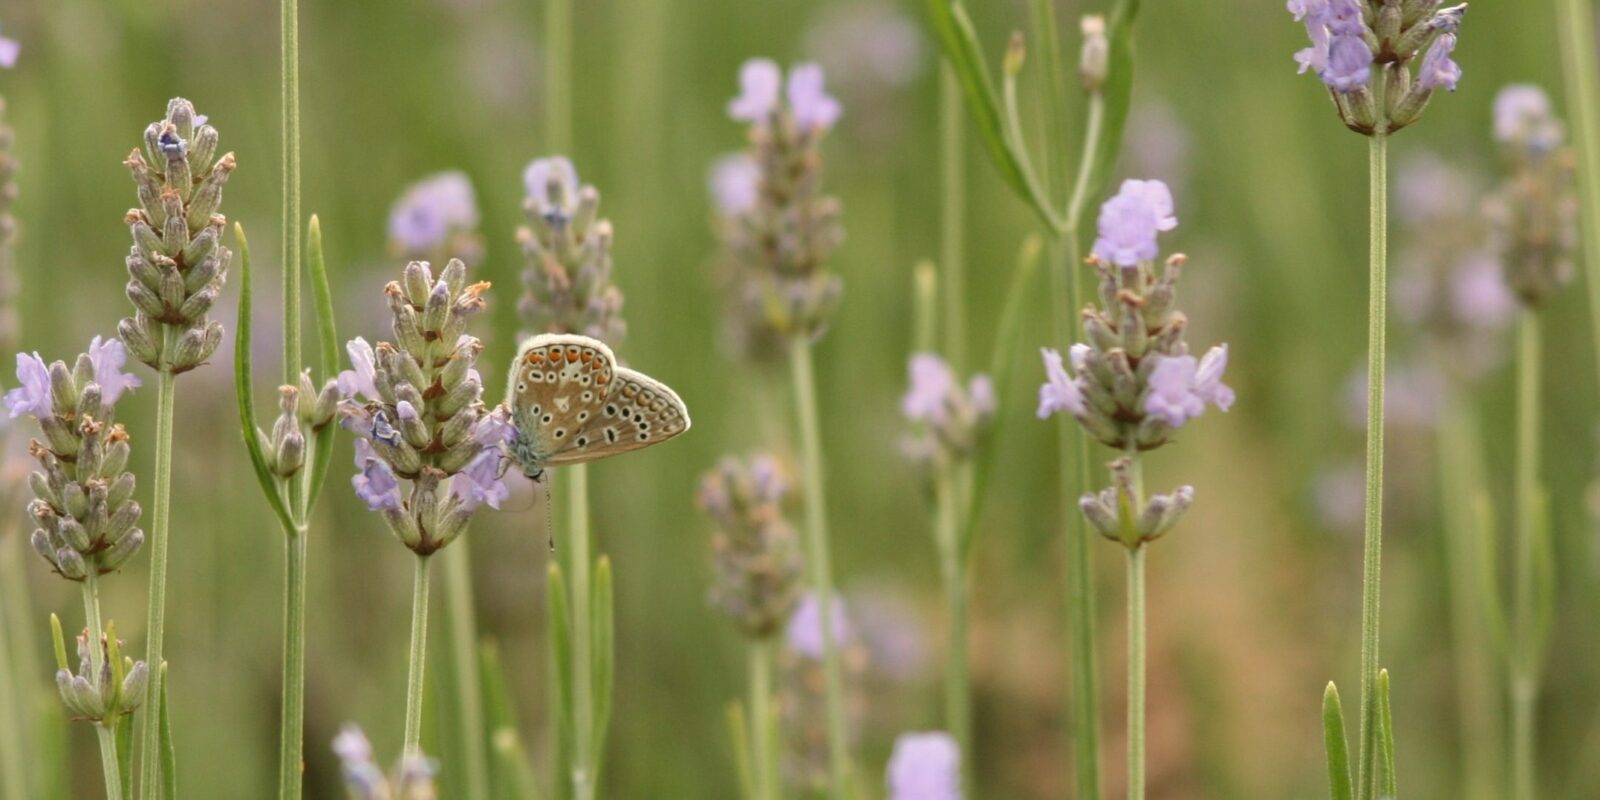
[[788, 335, 851, 799], [1125, 546, 1146, 800], [1511, 311, 1542, 800], [940, 67, 967, 370], [404, 554, 434, 755], [444, 542, 491, 800], [1556, 0, 1600, 389], [1354, 113, 1390, 800], [934, 468, 970, 792], [278, 3, 307, 795], [566, 463, 596, 800], [138, 329, 178, 797], [747, 640, 777, 800], [82, 573, 122, 800], [279, 528, 307, 798], [0, 532, 29, 800], [544, 0, 572, 155]]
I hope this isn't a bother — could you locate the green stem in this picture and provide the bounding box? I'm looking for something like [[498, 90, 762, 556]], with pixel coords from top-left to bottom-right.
[[404, 554, 433, 756], [0, 537, 28, 800], [567, 464, 595, 800], [138, 334, 178, 798], [748, 640, 777, 800], [278, 527, 307, 800], [1511, 311, 1541, 800], [281, 0, 301, 387], [1354, 116, 1389, 800], [939, 66, 967, 370], [82, 574, 122, 800], [545, 0, 572, 154], [934, 468, 971, 793], [1556, 0, 1600, 393], [1125, 546, 1146, 800], [1436, 398, 1501, 800], [788, 335, 851, 799], [444, 541, 491, 800]]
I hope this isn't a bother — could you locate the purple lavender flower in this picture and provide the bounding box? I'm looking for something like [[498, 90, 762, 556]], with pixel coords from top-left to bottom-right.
[[968, 375, 995, 416], [788, 591, 850, 660], [787, 63, 842, 131], [338, 337, 380, 402], [902, 354, 956, 425], [0, 22, 16, 69], [1322, 34, 1373, 93], [709, 153, 761, 216], [388, 171, 479, 254], [1037, 348, 1085, 419], [472, 405, 515, 446], [1416, 34, 1461, 92], [4, 352, 49, 419], [451, 448, 509, 511], [523, 156, 579, 220], [1494, 85, 1563, 151], [887, 732, 962, 800], [1144, 355, 1206, 427], [86, 336, 141, 406], [728, 58, 783, 123], [1451, 255, 1516, 327], [332, 725, 387, 800], [1091, 179, 1177, 266], [351, 439, 402, 511], [1192, 345, 1236, 411]]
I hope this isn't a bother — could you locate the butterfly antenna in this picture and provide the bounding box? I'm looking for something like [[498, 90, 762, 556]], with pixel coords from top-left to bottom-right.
[[543, 474, 556, 554]]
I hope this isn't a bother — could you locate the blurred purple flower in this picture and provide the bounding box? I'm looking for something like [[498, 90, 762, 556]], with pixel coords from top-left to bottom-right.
[[388, 171, 479, 254], [1494, 84, 1564, 151], [968, 375, 995, 416], [524, 156, 579, 220], [338, 338, 380, 402], [788, 591, 850, 660], [351, 439, 402, 511], [1451, 255, 1516, 328], [1037, 348, 1085, 419], [709, 153, 760, 216], [728, 58, 783, 123], [1341, 362, 1443, 429], [86, 336, 142, 407], [0, 25, 16, 70], [4, 352, 49, 419], [804, 3, 925, 91], [1416, 34, 1461, 92], [902, 353, 956, 425], [1091, 179, 1177, 266], [788, 63, 842, 131], [451, 448, 509, 511], [887, 732, 962, 800]]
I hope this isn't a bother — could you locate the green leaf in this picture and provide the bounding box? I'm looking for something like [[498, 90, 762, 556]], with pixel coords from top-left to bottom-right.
[[1472, 490, 1509, 656], [960, 234, 1043, 558], [490, 726, 542, 800], [1074, 0, 1143, 237], [546, 562, 576, 799], [1532, 484, 1557, 657], [1323, 681, 1354, 800], [159, 662, 176, 800], [726, 702, 758, 800], [305, 215, 339, 511], [233, 224, 297, 534], [481, 640, 542, 800], [1378, 670, 1397, 798], [589, 556, 615, 785]]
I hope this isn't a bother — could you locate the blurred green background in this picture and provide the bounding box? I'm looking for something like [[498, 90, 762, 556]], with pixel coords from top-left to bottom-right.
[[0, 0, 1596, 797]]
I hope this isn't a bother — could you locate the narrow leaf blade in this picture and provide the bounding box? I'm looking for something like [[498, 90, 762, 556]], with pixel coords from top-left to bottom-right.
[[233, 224, 297, 533], [305, 214, 340, 511], [1323, 681, 1354, 800], [1378, 670, 1397, 798]]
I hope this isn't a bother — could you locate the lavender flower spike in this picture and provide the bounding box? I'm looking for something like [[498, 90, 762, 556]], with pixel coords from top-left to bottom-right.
[[787, 63, 842, 132], [4, 351, 48, 418], [1037, 348, 1085, 419], [523, 156, 580, 221], [1416, 34, 1462, 93], [728, 58, 783, 124], [887, 732, 963, 800], [0, 22, 17, 69]]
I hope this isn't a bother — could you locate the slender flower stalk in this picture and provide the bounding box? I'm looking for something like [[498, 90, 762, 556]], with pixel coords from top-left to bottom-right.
[[1555, 0, 1600, 390], [0, 69, 28, 800]]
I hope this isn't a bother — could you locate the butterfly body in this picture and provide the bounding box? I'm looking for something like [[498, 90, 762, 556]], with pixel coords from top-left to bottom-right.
[[506, 333, 691, 479]]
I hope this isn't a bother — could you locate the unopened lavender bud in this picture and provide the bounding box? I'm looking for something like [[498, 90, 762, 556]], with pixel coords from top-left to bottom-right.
[[126, 278, 166, 319], [309, 379, 340, 429], [435, 374, 481, 419], [385, 505, 422, 550], [185, 152, 235, 229], [1083, 310, 1118, 352], [119, 661, 149, 707], [118, 315, 161, 367], [131, 218, 164, 264], [402, 261, 434, 307], [48, 361, 75, 417], [1375, 0, 1401, 43], [102, 501, 140, 546], [392, 306, 428, 356], [100, 530, 144, 572], [396, 351, 427, 393], [182, 218, 223, 267], [439, 259, 466, 296], [177, 280, 221, 320], [167, 324, 211, 372], [274, 431, 305, 477], [29, 471, 55, 507], [1079, 16, 1108, 90], [439, 339, 480, 388], [397, 401, 430, 449], [1079, 491, 1118, 538], [183, 252, 224, 295], [59, 515, 91, 552], [438, 406, 476, 448], [108, 472, 135, 508], [40, 416, 80, 458], [159, 190, 188, 255], [56, 547, 87, 580], [126, 154, 163, 220], [32, 530, 57, 567], [100, 440, 130, 481], [1118, 296, 1148, 356]]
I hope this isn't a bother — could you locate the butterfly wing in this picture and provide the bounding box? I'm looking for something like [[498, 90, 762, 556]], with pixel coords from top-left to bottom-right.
[[542, 366, 691, 466], [506, 334, 618, 474]]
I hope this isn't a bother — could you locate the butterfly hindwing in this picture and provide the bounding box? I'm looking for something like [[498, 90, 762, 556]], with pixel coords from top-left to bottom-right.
[[507, 334, 617, 472], [543, 366, 691, 466]]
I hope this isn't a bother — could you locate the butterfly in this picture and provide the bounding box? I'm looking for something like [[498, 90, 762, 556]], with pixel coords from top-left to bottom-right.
[[504, 333, 691, 481]]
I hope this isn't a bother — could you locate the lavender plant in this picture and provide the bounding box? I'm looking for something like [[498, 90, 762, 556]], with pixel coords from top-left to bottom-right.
[[1286, 3, 1468, 797], [114, 96, 236, 795], [518, 155, 622, 800], [1036, 179, 1233, 799], [698, 454, 803, 800], [7, 338, 147, 799], [333, 725, 440, 800], [885, 732, 961, 800], [1486, 83, 1576, 800], [719, 58, 853, 798], [336, 259, 512, 758]]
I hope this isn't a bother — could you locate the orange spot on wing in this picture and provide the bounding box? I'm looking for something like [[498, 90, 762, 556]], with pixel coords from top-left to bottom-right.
[[596, 374, 608, 385], [550, 350, 564, 363], [580, 351, 592, 363], [566, 347, 579, 360]]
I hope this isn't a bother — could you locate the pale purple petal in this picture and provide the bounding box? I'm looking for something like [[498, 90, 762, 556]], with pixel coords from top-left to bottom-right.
[[1092, 179, 1177, 266], [901, 353, 955, 424], [523, 156, 579, 219], [396, 400, 419, 421], [451, 447, 509, 511], [887, 732, 962, 800], [1120, 179, 1177, 231], [351, 439, 402, 511], [787, 62, 842, 131], [0, 36, 17, 69], [1321, 33, 1372, 93], [1193, 345, 1236, 411], [473, 405, 516, 445], [1037, 348, 1085, 419], [728, 58, 783, 123], [1451, 255, 1516, 328], [1493, 84, 1563, 151], [1143, 355, 1204, 427], [709, 153, 761, 216], [388, 171, 479, 253], [967, 375, 995, 417], [787, 591, 849, 660], [337, 338, 380, 402], [4, 352, 50, 419], [1415, 34, 1461, 92], [86, 336, 142, 407]]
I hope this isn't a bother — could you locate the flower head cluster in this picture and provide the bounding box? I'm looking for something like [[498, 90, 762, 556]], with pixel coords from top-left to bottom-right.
[[1486, 84, 1578, 307], [715, 59, 845, 358], [50, 616, 148, 725], [0, 97, 16, 356], [1289, 0, 1468, 135], [6, 338, 145, 579], [389, 171, 483, 266], [697, 454, 804, 639], [517, 156, 625, 345], [333, 725, 438, 800], [118, 98, 235, 373], [1039, 180, 1230, 547], [337, 259, 512, 555], [887, 731, 962, 800], [899, 354, 995, 473]]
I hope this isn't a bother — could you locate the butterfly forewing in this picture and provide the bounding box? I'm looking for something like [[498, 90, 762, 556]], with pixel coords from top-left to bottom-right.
[[543, 367, 691, 466], [507, 334, 617, 471]]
